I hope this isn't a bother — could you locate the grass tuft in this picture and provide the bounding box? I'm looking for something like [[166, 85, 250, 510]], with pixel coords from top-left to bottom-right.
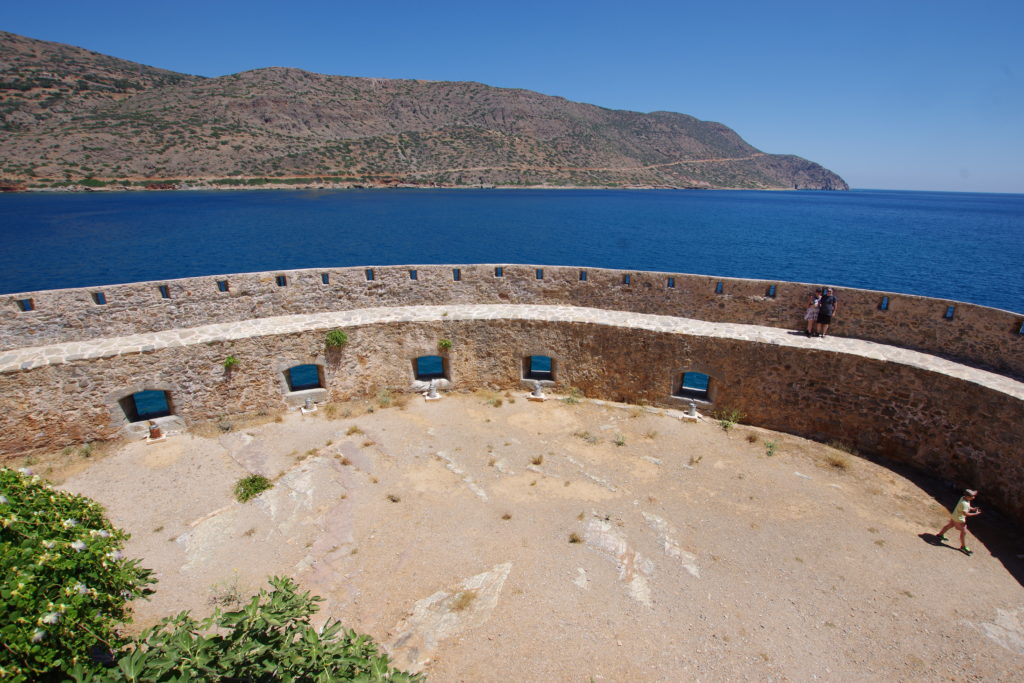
[[826, 453, 849, 470], [234, 474, 272, 502], [561, 387, 584, 405]]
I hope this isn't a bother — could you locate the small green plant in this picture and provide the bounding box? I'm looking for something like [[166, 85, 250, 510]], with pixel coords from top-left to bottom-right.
[[437, 338, 453, 351], [613, 434, 626, 447], [222, 355, 239, 370], [325, 329, 349, 348], [561, 387, 584, 405], [573, 430, 599, 445], [207, 574, 244, 609], [765, 440, 778, 457], [714, 407, 746, 432], [79, 442, 94, 458], [234, 475, 272, 502], [375, 388, 393, 408]]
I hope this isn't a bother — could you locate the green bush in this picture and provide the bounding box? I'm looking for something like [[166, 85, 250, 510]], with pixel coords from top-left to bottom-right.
[[82, 576, 421, 682], [325, 329, 349, 348], [234, 475, 272, 503], [0, 468, 154, 680], [437, 338, 453, 351], [222, 355, 239, 370]]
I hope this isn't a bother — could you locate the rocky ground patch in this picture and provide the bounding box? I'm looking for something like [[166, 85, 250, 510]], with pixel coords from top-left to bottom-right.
[[38, 393, 1024, 681]]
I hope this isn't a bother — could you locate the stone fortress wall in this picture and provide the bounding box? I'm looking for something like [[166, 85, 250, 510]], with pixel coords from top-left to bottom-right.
[[1, 265, 1022, 523], [3, 265, 1022, 378]]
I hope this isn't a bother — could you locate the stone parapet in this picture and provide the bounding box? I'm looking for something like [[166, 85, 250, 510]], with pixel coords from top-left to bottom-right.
[[1, 303, 1022, 524], [2, 265, 1022, 378]]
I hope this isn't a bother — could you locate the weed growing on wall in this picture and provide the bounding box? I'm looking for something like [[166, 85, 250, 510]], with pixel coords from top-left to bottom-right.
[[234, 475, 272, 502], [765, 440, 778, 457], [0, 468, 155, 680], [325, 329, 349, 348], [437, 338, 453, 351], [223, 355, 239, 370]]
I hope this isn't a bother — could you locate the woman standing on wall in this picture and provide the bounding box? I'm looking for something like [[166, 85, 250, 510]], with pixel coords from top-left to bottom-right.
[[803, 288, 822, 337]]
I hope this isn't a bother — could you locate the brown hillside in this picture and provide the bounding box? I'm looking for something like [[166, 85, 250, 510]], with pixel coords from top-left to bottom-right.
[[0, 32, 847, 190]]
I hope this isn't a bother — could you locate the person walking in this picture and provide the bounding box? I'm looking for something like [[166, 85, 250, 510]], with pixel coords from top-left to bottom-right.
[[815, 287, 838, 337], [935, 489, 981, 555], [804, 288, 822, 337]]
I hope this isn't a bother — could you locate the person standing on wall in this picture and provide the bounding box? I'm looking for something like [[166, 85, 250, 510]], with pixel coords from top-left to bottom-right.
[[815, 287, 837, 337], [935, 489, 981, 555], [804, 287, 822, 337]]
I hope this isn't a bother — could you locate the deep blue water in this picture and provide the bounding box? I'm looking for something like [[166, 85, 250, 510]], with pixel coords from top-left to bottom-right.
[[0, 188, 1021, 313]]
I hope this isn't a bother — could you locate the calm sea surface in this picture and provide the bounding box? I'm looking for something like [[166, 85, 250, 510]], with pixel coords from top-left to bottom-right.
[[1, 188, 1021, 313]]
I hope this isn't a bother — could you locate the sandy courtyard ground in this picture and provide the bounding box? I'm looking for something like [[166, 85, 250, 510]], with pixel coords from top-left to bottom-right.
[[41, 392, 1024, 681]]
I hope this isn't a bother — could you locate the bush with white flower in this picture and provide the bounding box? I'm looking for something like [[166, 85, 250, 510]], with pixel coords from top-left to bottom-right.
[[0, 467, 154, 680]]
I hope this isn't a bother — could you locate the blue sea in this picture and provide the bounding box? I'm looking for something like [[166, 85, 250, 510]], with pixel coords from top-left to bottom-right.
[[0, 188, 1021, 313]]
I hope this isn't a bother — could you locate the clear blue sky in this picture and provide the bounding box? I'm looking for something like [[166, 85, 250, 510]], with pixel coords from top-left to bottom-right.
[[5, 0, 1022, 193]]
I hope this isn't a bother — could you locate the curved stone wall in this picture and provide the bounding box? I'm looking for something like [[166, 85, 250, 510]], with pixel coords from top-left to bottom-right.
[[3, 265, 1022, 378], [1, 301, 1022, 524]]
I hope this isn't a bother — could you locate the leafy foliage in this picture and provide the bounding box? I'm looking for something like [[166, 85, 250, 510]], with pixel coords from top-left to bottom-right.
[[234, 475, 272, 502], [325, 329, 349, 348], [223, 355, 240, 370], [79, 576, 421, 682], [436, 339, 452, 351], [0, 468, 154, 681]]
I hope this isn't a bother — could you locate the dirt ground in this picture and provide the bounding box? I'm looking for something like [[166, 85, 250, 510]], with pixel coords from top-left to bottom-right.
[[32, 392, 1024, 681]]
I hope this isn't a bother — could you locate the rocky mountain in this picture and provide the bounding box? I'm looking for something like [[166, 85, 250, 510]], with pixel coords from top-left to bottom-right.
[[0, 31, 847, 190]]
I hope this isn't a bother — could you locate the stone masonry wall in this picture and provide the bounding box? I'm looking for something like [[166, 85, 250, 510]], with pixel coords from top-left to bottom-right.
[[2, 265, 1022, 378], [1, 318, 1021, 523]]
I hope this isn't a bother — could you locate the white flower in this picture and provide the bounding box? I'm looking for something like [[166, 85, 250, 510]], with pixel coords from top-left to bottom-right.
[[17, 467, 32, 475], [0, 494, 8, 504], [42, 540, 56, 549], [74, 583, 89, 595], [70, 540, 86, 552], [62, 519, 78, 529], [41, 612, 60, 625], [89, 528, 111, 538], [106, 550, 123, 560], [31, 629, 47, 643]]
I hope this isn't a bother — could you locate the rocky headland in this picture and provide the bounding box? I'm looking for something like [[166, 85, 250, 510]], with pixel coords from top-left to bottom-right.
[[0, 31, 848, 191]]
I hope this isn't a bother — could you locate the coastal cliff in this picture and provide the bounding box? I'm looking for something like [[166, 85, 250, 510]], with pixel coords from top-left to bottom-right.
[[0, 31, 848, 191]]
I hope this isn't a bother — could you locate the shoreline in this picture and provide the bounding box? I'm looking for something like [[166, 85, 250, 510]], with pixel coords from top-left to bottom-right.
[[0, 178, 824, 194]]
